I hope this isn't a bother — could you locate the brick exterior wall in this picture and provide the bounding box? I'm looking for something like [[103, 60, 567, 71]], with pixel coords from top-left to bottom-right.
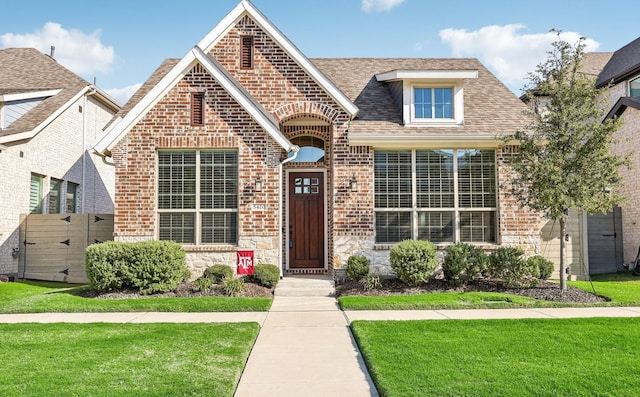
[[0, 94, 115, 276]]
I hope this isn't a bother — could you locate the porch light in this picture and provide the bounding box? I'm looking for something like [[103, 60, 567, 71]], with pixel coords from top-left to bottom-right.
[[255, 177, 263, 192], [349, 176, 358, 192]]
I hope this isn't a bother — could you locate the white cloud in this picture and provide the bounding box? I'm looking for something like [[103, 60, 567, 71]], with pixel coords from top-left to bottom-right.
[[362, 0, 405, 13], [1, 22, 115, 76], [439, 25, 600, 91], [103, 83, 142, 105]]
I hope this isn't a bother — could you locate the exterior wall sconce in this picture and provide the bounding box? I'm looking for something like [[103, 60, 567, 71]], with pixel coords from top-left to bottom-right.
[[11, 247, 19, 258], [349, 176, 358, 192], [255, 178, 263, 192]]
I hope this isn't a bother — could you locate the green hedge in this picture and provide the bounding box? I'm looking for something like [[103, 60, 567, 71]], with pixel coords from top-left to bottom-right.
[[390, 240, 438, 286], [252, 264, 280, 288], [85, 241, 188, 295], [346, 255, 370, 281]]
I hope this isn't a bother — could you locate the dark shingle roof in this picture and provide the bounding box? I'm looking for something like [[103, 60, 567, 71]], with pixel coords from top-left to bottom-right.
[[596, 37, 640, 88], [0, 48, 88, 137], [311, 58, 530, 136]]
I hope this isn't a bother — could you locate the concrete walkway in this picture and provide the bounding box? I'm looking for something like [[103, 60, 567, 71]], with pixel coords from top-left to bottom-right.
[[234, 296, 378, 397]]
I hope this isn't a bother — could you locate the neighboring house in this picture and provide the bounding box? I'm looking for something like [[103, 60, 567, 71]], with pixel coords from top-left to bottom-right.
[[0, 48, 120, 277], [93, 0, 539, 276]]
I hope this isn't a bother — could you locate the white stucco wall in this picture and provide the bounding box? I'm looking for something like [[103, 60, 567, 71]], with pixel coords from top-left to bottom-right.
[[0, 94, 116, 275]]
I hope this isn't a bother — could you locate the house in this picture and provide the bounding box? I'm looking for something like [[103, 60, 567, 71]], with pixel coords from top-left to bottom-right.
[[598, 37, 640, 269], [93, 0, 539, 277], [0, 48, 120, 278]]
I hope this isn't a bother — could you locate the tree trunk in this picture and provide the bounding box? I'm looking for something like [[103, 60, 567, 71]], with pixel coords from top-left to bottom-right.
[[559, 215, 567, 292]]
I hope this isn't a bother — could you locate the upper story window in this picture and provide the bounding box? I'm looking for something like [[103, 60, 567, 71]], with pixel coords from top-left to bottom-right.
[[630, 76, 640, 97], [375, 69, 477, 127], [414, 87, 453, 120]]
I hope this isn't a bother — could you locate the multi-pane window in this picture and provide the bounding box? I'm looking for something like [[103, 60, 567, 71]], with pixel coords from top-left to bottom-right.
[[158, 150, 238, 244], [29, 173, 44, 214], [66, 182, 78, 213], [414, 87, 453, 119], [49, 178, 62, 214], [374, 149, 496, 244]]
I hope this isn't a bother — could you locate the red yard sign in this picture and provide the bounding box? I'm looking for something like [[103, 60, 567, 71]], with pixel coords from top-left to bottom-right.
[[237, 250, 254, 275]]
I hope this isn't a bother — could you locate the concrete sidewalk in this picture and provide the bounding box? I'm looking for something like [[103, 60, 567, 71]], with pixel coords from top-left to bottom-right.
[[234, 297, 378, 397]]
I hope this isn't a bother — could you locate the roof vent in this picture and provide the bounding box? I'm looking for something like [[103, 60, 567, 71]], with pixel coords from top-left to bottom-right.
[[49, 45, 55, 59]]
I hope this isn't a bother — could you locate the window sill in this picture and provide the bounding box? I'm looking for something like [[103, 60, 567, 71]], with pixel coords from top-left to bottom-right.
[[405, 120, 462, 127], [182, 244, 237, 252]]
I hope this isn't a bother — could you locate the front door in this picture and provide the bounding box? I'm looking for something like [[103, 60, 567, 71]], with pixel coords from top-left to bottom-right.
[[289, 172, 325, 269]]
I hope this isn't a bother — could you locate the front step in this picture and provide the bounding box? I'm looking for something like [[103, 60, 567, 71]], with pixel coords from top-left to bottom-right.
[[274, 275, 336, 297]]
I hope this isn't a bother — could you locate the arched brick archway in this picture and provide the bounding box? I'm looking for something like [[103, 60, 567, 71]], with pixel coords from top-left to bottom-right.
[[273, 101, 341, 124]]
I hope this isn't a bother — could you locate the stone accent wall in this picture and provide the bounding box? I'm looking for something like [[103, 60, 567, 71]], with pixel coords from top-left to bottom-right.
[[0, 94, 115, 275]]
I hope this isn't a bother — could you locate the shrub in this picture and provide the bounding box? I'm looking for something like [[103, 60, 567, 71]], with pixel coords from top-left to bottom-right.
[[390, 240, 438, 286], [361, 273, 382, 291], [222, 277, 244, 297], [203, 264, 234, 284], [488, 247, 539, 287], [527, 255, 555, 280], [192, 277, 214, 293], [85, 240, 188, 295], [347, 255, 370, 281], [253, 264, 280, 288], [442, 243, 488, 286]]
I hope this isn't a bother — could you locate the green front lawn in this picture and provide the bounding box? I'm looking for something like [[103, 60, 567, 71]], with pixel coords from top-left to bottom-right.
[[0, 322, 259, 397], [352, 317, 640, 397], [0, 281, 271, 313], [339, 272, 640, 310]]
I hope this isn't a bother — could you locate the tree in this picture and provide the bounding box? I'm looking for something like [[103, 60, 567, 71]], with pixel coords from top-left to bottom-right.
[[506, 33, 629, 291]]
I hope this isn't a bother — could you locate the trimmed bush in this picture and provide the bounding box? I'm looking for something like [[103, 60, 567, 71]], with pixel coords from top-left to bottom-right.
[[488, 247, 539, 287], [203, 264, 234, 284], [222, 277, 244, 297], [85, 240, 188, 295], [347, 255, 370, 281], [527, 255, 555, 280], [442, 243, 488, 286], [390, 240, 438, 286], [253, 264, 280, 288]]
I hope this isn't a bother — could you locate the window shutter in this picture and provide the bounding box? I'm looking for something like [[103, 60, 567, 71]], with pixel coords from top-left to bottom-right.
[[241, 36, 254, 69], [191, 92, 204, 126]]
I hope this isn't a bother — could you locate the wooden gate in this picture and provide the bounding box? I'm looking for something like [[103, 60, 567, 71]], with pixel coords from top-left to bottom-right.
[[18, 214, 114, 283], [587, 206, 624, 275]]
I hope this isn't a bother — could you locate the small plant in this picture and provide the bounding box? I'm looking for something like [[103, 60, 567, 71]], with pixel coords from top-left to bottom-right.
[[360, 273, 382, 291], [527, 255, 555, 280], [253, 264, 280, 288], [192, 277, 214, 293], [347, 255, 370, 281], [222, 277, 244, 297], [488, 247, 539, 287], [203, 264, 234, 284], [443, 243, 488, 286], [390, 240, 438, 286]]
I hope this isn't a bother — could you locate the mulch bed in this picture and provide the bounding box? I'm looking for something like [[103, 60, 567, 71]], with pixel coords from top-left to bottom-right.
[[335, 278, 607, 304], [80, 281, 274, 299]]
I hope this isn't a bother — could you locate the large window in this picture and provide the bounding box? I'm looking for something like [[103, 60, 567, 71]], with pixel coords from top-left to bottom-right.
[[414, 87, 453, 120], [375, 149, 496, 244], [158, 150, 238, 244]]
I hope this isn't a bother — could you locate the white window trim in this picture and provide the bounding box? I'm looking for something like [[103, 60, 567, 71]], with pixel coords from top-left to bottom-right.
[[403, 81, 464, 126], [628, 74, 640, 97], [374, 149, 498, 245]]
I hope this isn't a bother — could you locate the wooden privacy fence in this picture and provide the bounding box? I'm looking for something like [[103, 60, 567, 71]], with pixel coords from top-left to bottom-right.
[[18, 213, 114, 283]]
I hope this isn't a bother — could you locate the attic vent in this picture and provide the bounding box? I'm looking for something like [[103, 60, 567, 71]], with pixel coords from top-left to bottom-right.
[[191, 92, 204, 126], [241, 36, 254, 69]]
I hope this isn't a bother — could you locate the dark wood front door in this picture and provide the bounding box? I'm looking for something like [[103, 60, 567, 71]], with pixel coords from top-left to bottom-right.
[[289, 172, 324, 268]]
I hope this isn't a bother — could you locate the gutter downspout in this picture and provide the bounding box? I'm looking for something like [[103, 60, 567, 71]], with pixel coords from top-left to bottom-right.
[[278, 146, 299, 277], [82, 86, 98, 213]]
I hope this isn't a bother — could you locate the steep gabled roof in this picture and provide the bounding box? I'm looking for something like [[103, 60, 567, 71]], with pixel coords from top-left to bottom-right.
[[94, 0, 358, 156], [0, 48, 120, 144], [596, 37, 640, 88]]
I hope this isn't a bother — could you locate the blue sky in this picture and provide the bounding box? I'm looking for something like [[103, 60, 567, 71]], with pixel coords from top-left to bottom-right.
[[1, 0, 637, 104]]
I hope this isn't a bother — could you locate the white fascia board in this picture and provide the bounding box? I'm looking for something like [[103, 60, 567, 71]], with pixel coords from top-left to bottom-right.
[[376, 70, 478, 82], [348, 133, 500, 149], [192, 48, 294, 152], [0, 89, 62, 102], [0, 86, 89, 145], [92, 54, 198, 155], [89, 86, 122, 112], [197, 0, 359, 118]]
